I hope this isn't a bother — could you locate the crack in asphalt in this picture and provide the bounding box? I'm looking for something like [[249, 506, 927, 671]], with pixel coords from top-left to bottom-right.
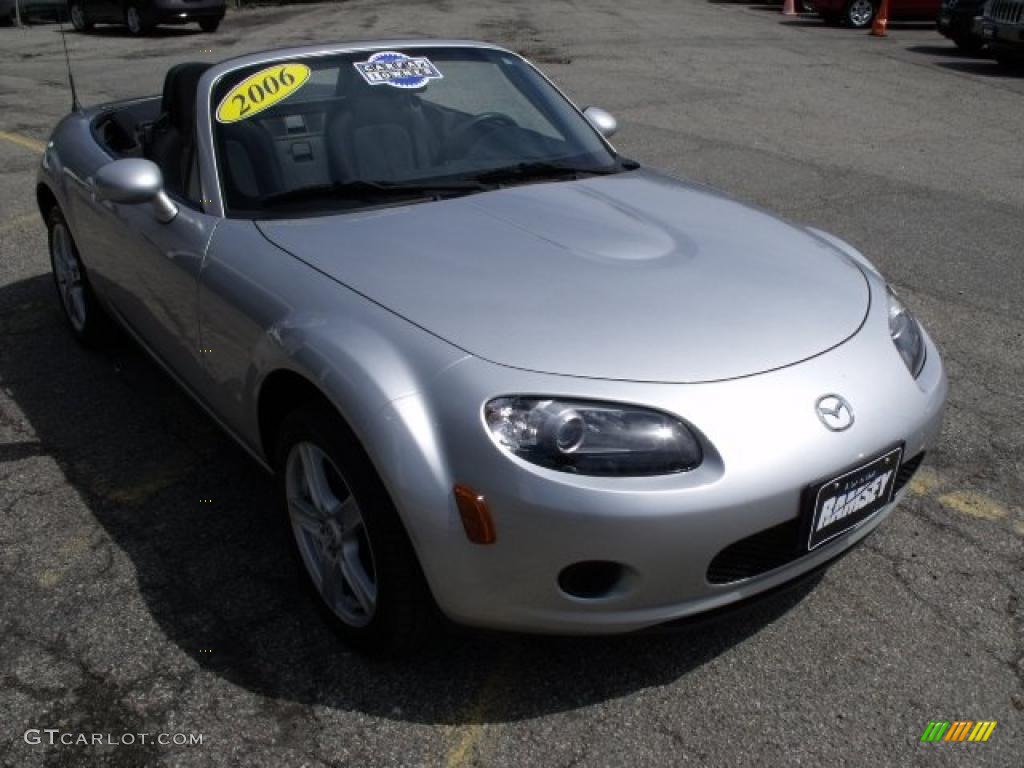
[[862, 532, 1024, 701]]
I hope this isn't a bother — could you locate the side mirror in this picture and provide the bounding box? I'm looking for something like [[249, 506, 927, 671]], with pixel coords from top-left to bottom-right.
[[583, 106, 618, 139], [93, 158, 178, 223]]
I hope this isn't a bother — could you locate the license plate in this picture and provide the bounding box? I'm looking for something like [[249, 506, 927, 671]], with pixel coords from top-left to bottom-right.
[[805, 446, 903, 551]]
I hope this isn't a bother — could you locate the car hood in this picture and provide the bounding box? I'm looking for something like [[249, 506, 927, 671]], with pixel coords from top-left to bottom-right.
[[256, 169, 869, 383]]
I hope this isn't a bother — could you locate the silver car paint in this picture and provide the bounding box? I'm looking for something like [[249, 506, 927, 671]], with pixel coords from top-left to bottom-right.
[[257, 169, 871, 383], [36, 40, 947, 634]]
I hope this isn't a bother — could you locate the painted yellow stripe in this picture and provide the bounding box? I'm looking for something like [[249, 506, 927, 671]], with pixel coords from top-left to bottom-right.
[[443, 655, 514, 768], [937, 491, 1009, 522], [908, 466, 943, 497], [0, 130, 46, 153]]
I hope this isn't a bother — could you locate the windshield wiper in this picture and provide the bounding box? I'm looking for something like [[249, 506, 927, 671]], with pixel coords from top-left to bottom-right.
[[260, 179, 490, 208], [470, 158, 638, 186]]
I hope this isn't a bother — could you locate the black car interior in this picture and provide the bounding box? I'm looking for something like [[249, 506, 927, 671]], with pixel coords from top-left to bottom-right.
[[93, 61, 213, 204], [93, 58, 567, 214]]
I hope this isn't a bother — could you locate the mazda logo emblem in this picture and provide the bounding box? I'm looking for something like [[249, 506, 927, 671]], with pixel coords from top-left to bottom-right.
[[815, 394, 854, 432]]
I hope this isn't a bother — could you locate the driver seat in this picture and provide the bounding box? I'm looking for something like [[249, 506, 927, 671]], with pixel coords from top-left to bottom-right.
[[326, 71, 439, 182]]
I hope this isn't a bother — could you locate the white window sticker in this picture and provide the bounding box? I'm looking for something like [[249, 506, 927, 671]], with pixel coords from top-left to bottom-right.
[[353, 51, 443, 89]]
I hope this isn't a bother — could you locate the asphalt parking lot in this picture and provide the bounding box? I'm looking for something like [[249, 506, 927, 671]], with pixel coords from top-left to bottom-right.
[[1, 1, 1022, 766]]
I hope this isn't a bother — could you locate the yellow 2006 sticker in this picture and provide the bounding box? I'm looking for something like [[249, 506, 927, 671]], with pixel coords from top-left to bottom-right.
[[215, 62, 311, 124]]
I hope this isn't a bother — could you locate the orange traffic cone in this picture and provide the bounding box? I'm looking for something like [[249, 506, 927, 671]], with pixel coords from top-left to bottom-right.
[[871, 0, 889, 36], [782, 0, 797, 15]]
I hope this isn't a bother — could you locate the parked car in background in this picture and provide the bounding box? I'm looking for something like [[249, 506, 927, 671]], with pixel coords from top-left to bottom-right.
[[978, 0, 1024, 66], [0, 0, 65, 24], [815, 0, 941, 28], [69, 0, 225, 35], [938, 0, 989, 51]]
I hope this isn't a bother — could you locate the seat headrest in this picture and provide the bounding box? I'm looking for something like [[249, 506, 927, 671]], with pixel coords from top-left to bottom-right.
[[160, 62, 212, 134]]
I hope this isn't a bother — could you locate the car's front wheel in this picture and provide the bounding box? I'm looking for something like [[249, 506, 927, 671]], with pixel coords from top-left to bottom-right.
[[274, 402, 437, 654], [844, 0, 876, 27], [69, 1, 92, 31], [124, 4, 151, 35], [47, 207, 112, 346]]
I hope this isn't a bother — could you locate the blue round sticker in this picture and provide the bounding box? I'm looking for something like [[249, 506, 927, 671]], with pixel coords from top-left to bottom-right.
[[354, 51, 444, 89]]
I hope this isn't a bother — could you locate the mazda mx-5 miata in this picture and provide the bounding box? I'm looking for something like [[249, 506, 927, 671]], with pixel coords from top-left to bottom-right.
[[36, 40, 947, 652]]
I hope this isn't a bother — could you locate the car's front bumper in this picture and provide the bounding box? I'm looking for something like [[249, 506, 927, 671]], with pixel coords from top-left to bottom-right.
[[938, 8, 985, 38], [371, 273, 947, 635], [153, 0, 224, 23], [975, 16, 1024, 53]]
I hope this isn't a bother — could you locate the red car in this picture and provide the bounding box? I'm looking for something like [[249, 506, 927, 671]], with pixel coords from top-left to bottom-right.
[[814, 0, 941, 28]]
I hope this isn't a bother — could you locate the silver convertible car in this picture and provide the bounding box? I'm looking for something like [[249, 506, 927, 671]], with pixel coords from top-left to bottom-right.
[[36, 41, 947, 652]]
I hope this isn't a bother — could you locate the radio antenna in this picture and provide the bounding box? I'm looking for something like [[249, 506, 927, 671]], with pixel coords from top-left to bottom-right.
[[57, 10, 81, 112]]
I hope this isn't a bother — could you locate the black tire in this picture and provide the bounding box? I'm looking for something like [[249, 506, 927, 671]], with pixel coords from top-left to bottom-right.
[[69, 1, 92, 31], [951, 34, 984, 55], [124, 3, 152, 35], [800, 0, 816, 12], [843, 0, 876, 28], [273, 402, 438, 655], [199, 18, 220, 32], [47, 207, 113, 347]]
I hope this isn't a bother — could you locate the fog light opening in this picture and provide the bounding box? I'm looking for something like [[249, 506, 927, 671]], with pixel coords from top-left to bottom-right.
[[558, 561, 627, 599]]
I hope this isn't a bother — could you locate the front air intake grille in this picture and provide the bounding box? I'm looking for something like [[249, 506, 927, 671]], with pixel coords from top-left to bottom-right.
[[893, 452, 925, 495], [989, 0, 1024, 23], [706, 453, 926, 585], [706, 518, 803, 585]]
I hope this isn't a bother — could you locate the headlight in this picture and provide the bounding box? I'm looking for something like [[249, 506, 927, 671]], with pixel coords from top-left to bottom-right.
[[484, 397, 702, 476], [887, 288, 926, 378]]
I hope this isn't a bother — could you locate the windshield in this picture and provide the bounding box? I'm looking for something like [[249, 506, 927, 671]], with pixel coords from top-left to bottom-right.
[[210, 46, 624, 217]]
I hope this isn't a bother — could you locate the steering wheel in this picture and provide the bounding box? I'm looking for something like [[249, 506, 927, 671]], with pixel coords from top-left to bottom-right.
[[441, 112, 518, 163]]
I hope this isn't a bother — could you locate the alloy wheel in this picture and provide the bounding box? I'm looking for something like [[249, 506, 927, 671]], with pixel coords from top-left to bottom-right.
[[285, 442, 378, 627], [50, 221, 87, 333], [847, 0, 875, 26]]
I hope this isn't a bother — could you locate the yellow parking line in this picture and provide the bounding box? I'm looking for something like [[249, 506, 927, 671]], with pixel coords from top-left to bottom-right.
[[936, 490, 1009, 522], [906, 467, 1020, 529], [37, 534, 94, 588], [445, 722, 487, 768], [103, 465, 183, 504], [907, 466, 944, 497], [78, 458, 188, 505], [444, 658, 512, 768], [0, 130, 46, 153]]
